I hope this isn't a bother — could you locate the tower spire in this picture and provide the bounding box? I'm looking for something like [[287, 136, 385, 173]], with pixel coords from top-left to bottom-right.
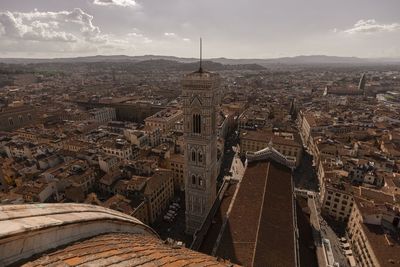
[[199, 37, 203, 73]]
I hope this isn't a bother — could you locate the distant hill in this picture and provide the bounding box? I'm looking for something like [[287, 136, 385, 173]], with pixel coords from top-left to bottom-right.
[[0, 55, 196, 64], [0, 59, 265, 72], [210, 55, 400, 66], [132, 59, 265, 71], [1, 54, 399, 65]]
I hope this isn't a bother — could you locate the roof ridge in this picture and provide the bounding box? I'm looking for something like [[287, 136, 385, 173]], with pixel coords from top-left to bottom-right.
[[251, 162, 270, 266]]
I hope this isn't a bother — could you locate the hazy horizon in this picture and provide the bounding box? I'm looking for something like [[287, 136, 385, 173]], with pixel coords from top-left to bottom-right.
[[1, 53, 400, 60]]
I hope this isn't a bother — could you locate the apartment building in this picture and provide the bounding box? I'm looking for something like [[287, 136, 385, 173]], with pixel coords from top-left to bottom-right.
[[98, 155, 120, 173], [123, 129, 149, 148], [144, 108, 183, 132], [240, 129, 302, 166], [347, 197, 400, 267], [143, 169, 174, 223], [89, 107, 116, 123], [320, 181, 354, 222], [167, 153, 185, 190], [102, 140, 133, 160], [0, 105, 37, 131]]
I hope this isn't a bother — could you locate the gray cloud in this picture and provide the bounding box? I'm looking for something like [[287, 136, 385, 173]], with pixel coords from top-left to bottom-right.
[[344, 19, 400, 34], [93, 0, 138, 8], [0, 0, 400, 58], [0, 8, 106, 43], [164, 32, 176, 37], [0, 11, 77, 42]]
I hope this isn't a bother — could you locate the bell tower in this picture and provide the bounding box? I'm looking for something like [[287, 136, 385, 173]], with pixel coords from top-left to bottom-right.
[[182, 40, 220, 234]]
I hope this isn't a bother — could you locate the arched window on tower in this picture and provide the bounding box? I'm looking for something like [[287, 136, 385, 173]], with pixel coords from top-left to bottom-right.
[[192, 114, 201, 134], [198, 151, 203, 163], [197, 115, 201, 133], [192, 175, 196, 185], [198, 176, 203, 187], [192, 150, 196, 161]]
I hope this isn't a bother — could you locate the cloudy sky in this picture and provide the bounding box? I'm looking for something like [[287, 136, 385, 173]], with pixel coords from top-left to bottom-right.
[[0, 0, 399, 58]]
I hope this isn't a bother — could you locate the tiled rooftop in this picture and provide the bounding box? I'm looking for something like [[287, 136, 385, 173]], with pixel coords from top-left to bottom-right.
[[197, 158, 297, 267], [1, 203, 240, 267], [21, 233, 239, 267], [0, 203, 157, 265]]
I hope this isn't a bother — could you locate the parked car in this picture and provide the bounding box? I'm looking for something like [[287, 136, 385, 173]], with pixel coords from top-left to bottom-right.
[[167, 211, 176, 217], [347, 255, 357, 267], [341, 243, 351, 250], [344, 250, 353, 256], [169, 210, 177, 216]]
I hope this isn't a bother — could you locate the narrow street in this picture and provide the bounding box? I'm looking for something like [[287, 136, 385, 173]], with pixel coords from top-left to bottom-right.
[[296, 127, 349, 267], [319, 214, 350, 267], [151, 191, 193, 245], [293, 151, 319, 191], [217, 130, 240, 186], [308, 195, 350, 267]]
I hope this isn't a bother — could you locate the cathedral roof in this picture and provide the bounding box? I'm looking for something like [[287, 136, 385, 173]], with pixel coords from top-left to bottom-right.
[[245, 144, 296, 169], [194, 148, 297, 266]]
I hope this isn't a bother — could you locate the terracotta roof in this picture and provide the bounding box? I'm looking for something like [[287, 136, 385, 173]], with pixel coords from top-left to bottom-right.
[[353, 197, 400, 266], [361, 223, 400, 266], [1, 204, 239, 267], [0, 203, 157, 265], [198, 182, 238, 255], [215, 160, 296, 267], [241, 130, 301, 147], [21, 233, 238, 267]]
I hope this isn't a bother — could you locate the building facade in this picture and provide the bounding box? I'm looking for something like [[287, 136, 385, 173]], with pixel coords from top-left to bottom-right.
[[240, 130, 302, 166], [167, 153, 185, 191], [144, 108, 183, 132], [89, 107, 116, 123], [0, 105, 37, 132], [182, 69, 220, 235], [347, 197, 400, 267], [143, 169, 174, 224], [320, 183, 354, 222]]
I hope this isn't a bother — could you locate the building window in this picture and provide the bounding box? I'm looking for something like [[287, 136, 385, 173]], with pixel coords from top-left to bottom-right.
[[198, 151, 203, 162], [192, 150, 196, 161], [193, 114, 201, 134], [8, 118, 13, 126], [199, 176, 203, 187], [192, 175, 196, 185]]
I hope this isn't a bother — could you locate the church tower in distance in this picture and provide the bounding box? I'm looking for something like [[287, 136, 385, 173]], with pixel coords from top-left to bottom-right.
[[182, 64, 220, 235]]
